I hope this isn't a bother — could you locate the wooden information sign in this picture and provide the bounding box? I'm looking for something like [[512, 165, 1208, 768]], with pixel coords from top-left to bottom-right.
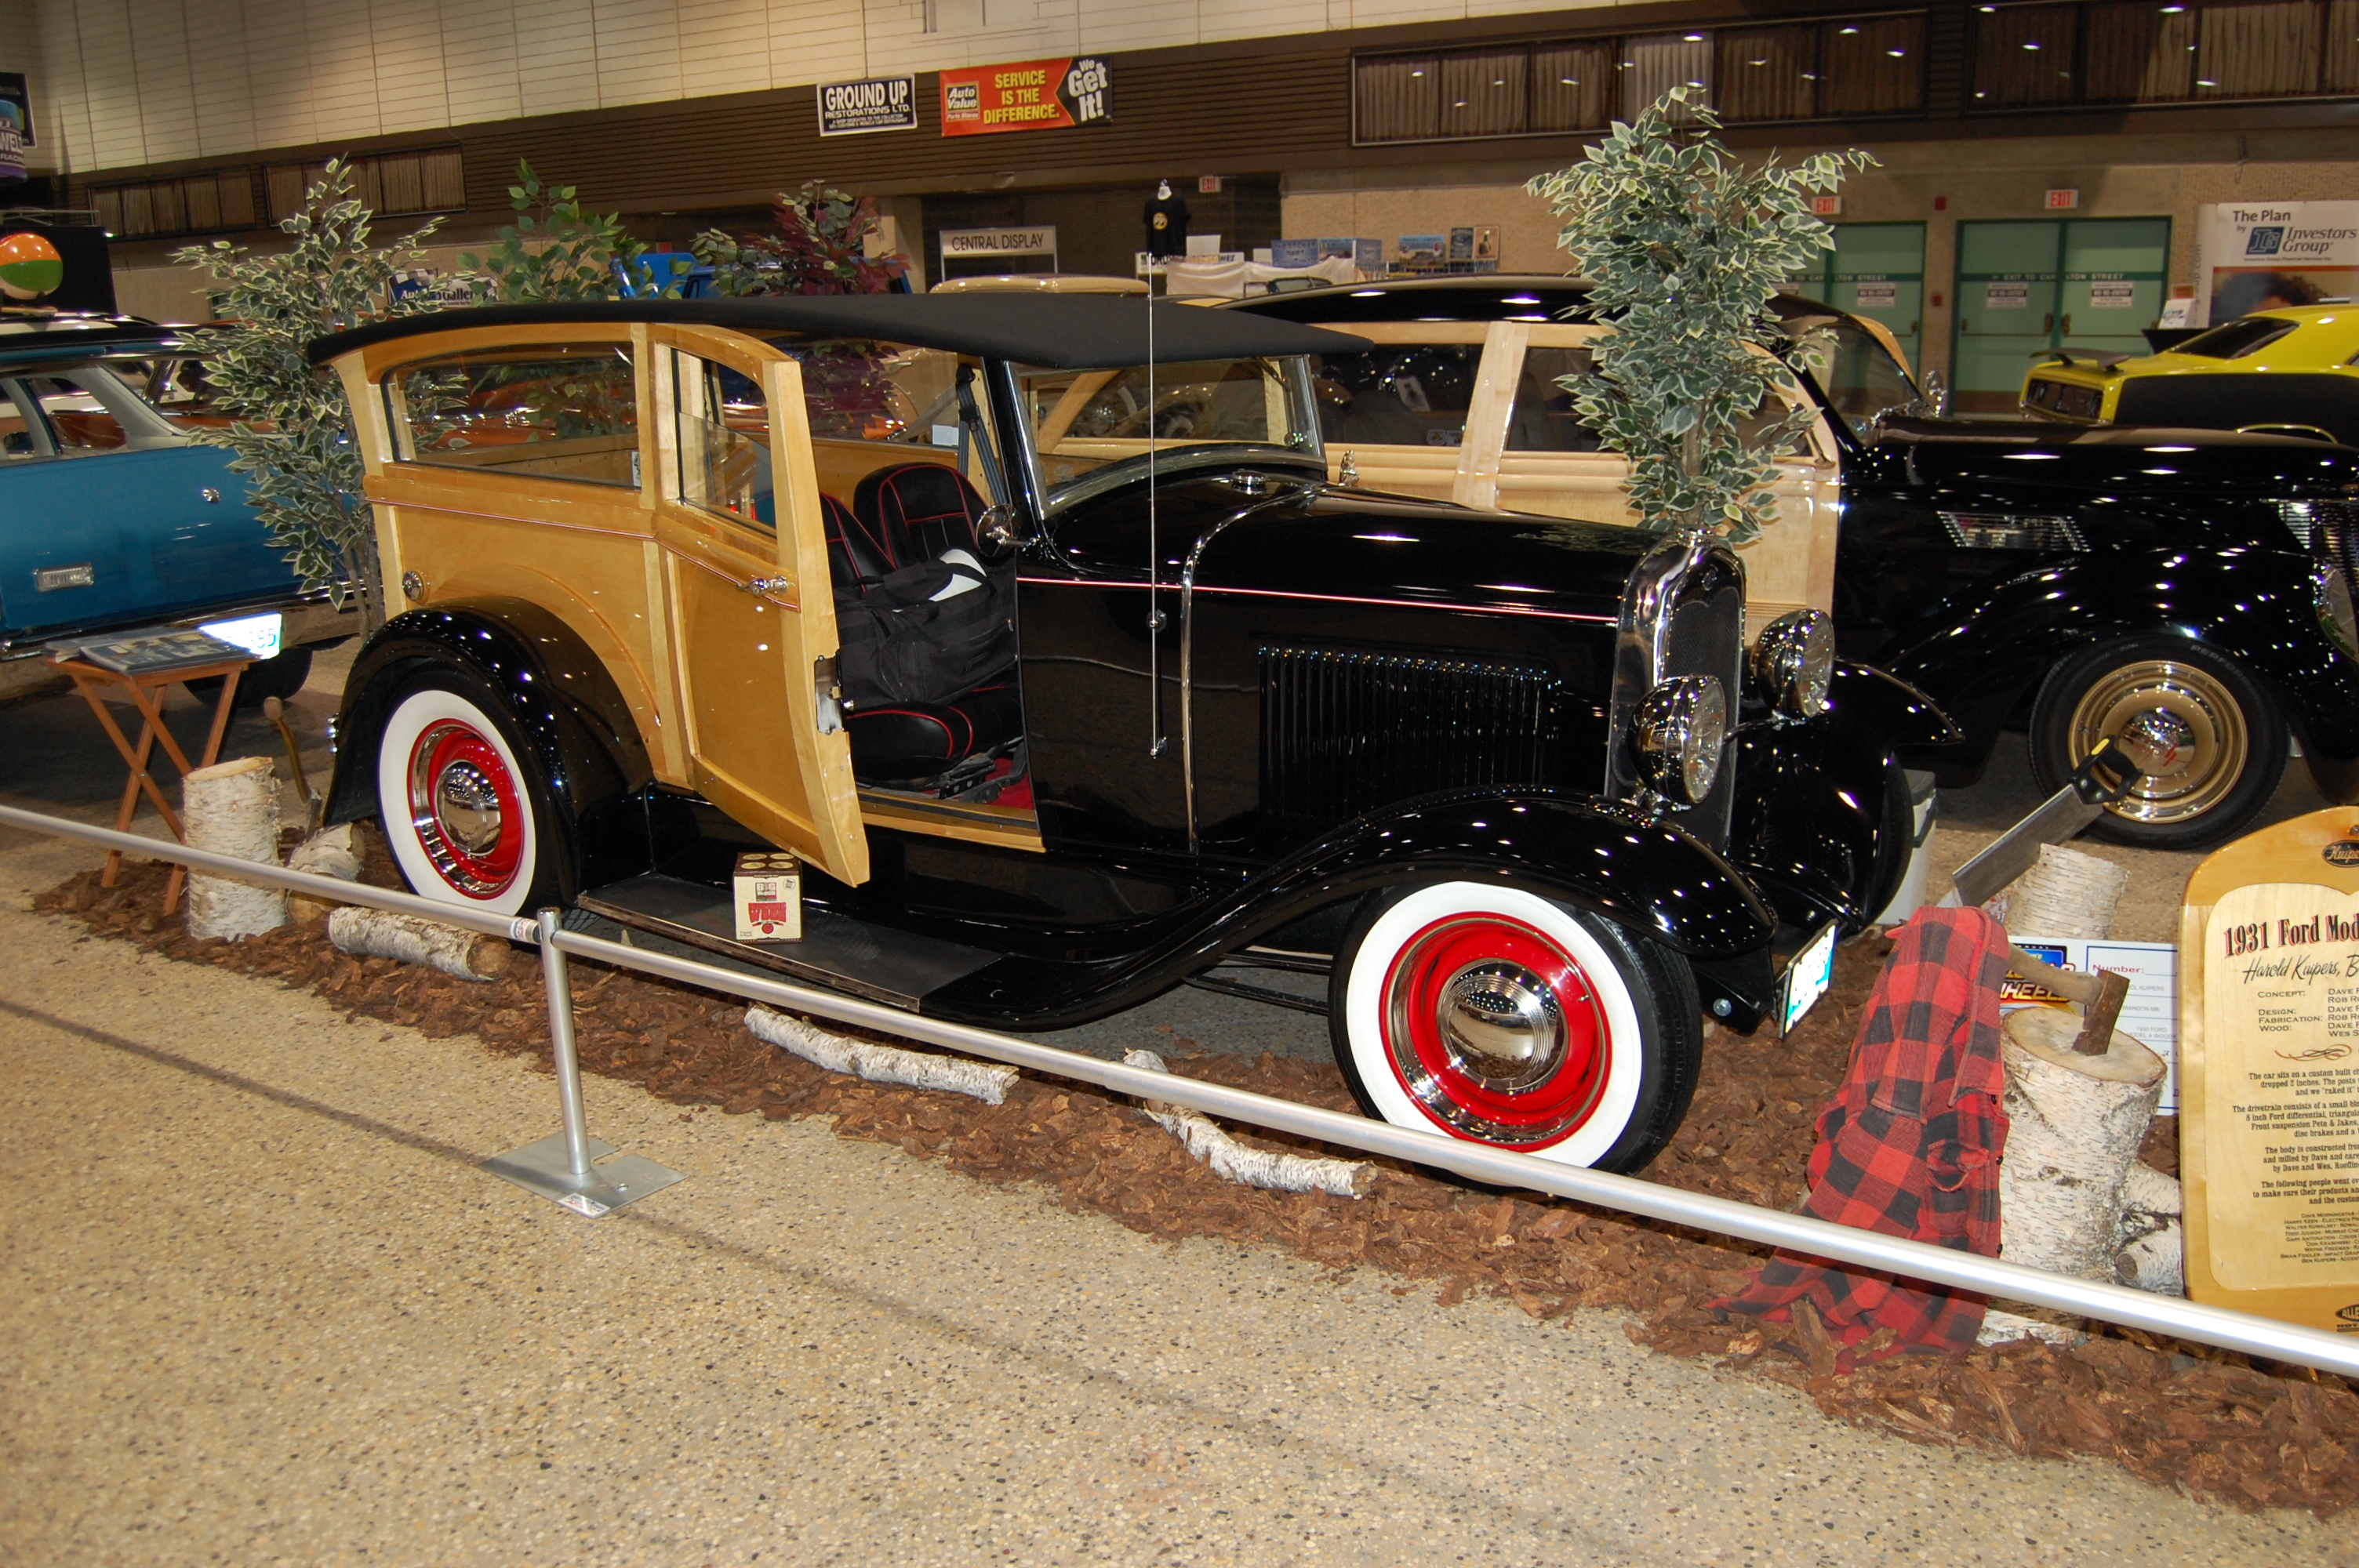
[[2182, 807, 2359, 1328]]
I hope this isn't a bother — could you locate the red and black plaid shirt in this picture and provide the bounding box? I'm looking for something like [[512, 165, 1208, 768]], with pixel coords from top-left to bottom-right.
[[1716, 907, 2011, 1366]]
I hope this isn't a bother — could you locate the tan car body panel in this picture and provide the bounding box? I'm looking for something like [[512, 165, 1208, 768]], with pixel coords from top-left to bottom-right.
[[1314, 319, 1840, 626], [330, 319, 884, 885]]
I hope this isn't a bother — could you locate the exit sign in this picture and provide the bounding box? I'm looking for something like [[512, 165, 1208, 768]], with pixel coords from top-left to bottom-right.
[[2045, 187, 2081, 209], [1811, 194, 1842, 216]]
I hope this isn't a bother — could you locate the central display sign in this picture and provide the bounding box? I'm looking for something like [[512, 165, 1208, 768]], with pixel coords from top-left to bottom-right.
[[939, 56, 1110, 137]]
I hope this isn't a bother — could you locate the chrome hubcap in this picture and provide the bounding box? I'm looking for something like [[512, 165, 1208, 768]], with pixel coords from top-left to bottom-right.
[[1438, 963, 1566, 1094], [434, 763, 505, 855], [2069, 661, 2248, 826]]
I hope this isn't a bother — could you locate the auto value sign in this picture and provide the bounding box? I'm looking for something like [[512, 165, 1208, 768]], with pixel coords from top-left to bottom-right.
[[817, 76, 917, 136], [939, 56, 1110, 136]]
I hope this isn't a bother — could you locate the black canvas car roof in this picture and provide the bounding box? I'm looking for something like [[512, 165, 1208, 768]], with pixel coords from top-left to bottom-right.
[[307, 295, 1372, 371]]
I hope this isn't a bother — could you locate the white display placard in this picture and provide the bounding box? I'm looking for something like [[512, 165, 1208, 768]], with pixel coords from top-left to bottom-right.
[[1985, 281, 2030, 310]]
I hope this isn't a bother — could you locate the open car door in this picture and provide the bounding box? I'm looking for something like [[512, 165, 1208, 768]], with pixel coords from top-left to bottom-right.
[[649, 327, 869, 886]]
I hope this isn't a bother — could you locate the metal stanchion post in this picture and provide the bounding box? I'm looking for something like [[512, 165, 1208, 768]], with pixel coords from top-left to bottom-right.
[[484, 908, 687, 1216]]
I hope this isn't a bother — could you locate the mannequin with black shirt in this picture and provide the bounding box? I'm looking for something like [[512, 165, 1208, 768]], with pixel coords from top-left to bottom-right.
[[1143, 179, 1190, 259]]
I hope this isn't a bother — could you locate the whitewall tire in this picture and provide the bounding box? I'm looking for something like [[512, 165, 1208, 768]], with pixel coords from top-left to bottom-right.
[[376, 680, 555, 917], [1327, 882, 1702, 1174]]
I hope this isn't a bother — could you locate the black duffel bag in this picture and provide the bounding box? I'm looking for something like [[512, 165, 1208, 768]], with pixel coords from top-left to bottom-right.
[[834, 554, 1016, 710]]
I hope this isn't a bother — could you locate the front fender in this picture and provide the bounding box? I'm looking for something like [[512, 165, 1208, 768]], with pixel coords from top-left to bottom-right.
[[325, 601, 656, 889], [1880, 546, 2359, 783], [921, 788, 1776, 1029]]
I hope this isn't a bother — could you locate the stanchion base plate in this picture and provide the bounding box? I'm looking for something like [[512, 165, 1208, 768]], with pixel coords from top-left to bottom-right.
[[485, 1133, 687, 1217]]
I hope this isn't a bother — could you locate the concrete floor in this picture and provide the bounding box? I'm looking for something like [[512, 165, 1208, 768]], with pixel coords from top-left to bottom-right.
[[5, 652, 2357, 1563]]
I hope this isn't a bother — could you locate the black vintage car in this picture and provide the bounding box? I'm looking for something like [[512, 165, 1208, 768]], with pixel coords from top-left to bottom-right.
[[307, 296, 1939, 1172], [1234, 278, 2359, 849]]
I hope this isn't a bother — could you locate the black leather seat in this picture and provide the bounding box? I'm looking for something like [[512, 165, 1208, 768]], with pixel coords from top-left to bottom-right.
[[827, 464, 1023, 786]]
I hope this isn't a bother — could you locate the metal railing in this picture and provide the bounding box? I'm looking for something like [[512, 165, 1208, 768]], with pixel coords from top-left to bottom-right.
[[8, 798, 2358, 1378]]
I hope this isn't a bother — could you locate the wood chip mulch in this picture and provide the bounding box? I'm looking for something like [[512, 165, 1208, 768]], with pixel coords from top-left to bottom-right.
[[31, 839, 2359, 1518]]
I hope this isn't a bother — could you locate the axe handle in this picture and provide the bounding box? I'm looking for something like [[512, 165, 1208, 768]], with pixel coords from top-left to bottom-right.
[[2072, 969, 2132, 1056]]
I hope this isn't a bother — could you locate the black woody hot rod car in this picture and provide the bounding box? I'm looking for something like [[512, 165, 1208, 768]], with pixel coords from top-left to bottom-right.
[[307, 296, 1940, 1172], [1234, 278, 2359, 849]]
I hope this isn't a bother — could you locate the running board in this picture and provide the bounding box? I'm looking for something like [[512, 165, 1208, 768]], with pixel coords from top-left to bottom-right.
[[576, 874, 999, 1012]]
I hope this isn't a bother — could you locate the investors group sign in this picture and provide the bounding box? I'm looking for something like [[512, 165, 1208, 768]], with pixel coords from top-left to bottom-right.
[[2195, 201, 2359, 325], [939, 56, 1110, 137]]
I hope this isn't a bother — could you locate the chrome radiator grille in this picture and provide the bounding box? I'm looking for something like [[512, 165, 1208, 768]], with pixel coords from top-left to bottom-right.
[[1258, 646, 1568, 820], [2317, 501, 2359, 602]]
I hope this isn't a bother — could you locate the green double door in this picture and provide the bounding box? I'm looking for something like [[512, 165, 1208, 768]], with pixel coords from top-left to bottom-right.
[[1952, 217, 2171, 416], [1791, 222, 1926, 376]]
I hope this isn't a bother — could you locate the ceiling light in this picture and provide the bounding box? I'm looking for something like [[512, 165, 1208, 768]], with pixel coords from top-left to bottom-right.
[[1840, 24, 1860, 33], [1750, 56, 1768, 65], [2023, 39, 2041, 48], [2197, 76, 2215, 84], [1888, 47, 1906, 55], [1560, 75, 1579, 84], [1684, 31, 1704, 40], [1410, 67, 1425, 76], [1503, 294, 1543, 303]]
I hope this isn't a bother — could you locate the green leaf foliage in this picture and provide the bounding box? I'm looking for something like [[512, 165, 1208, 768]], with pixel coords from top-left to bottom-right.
[[170, 157, 446, 625], [692, 181, 907, 296], [460, 158, 667, 301], [1525, 88, 1873, 544]]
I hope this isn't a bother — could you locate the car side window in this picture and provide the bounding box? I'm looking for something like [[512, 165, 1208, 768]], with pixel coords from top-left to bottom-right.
[[386, 345, 640, 488], [1507, 347, 1604, 453], [1511, 345, 1810, 454], [0, 379, 45, 459], [1309, 346, 1480, 448], [670, 350, 774, 530]]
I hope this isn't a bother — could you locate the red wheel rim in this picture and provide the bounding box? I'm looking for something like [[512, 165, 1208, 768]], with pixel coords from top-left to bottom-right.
[[1379, 913, 1608, 1147], [405, 718, 524, 899]]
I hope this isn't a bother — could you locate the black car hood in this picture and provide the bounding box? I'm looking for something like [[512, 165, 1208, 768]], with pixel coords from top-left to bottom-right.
[[1190, 483, 1647, 626], [1870, 420, 2359, 498]]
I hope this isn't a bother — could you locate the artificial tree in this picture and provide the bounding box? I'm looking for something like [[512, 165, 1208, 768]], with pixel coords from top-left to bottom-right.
[[1525, 87, 1873, 544], [463, 159, 677, 300], [173, 158, 445, 629], [692, 182, 907, 297]]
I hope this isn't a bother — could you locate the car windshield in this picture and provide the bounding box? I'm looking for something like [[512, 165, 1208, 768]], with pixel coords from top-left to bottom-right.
[[2175, 315, 2301, 359], [1793, 317, 1921, 429], [1016, 356, 1321, 506]]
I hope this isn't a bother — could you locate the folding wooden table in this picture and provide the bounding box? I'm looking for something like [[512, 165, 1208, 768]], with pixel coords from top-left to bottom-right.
[[49, 650, 252, 915]]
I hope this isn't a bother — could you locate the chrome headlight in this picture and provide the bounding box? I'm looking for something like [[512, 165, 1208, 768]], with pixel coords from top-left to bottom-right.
[[2319, 564, 2359, 659], [1634, 674, 1728, 805], [1750, 608, 1835, 720]]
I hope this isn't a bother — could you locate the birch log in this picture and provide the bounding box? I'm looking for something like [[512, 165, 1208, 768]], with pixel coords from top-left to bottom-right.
[[1121, 1049, 1374, 1199], [183, 756, 285, 939], [2115, 1162, 2186, 1295], [745, 1007, 1018, 1103], [1997, 1007, 2168, 1279], [326, 906, 515, 982], [1985, 844, 2130, 939], [285, 823, 362, 927]]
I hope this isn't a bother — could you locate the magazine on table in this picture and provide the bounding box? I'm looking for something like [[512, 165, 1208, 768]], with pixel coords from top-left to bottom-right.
[[48, 628, 252, 677]]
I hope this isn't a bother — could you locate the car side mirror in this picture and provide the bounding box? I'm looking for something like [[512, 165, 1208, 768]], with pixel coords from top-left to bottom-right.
[[975, 504, 1028, 560]]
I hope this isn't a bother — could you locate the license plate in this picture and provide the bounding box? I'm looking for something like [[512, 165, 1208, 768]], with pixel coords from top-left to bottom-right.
[[195, 611, 283, 660], [1779, 923, 1837, 1035]]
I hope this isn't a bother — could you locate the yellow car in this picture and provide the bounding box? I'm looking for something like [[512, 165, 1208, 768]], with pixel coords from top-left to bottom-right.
[[2021, 306, 2359, 445]]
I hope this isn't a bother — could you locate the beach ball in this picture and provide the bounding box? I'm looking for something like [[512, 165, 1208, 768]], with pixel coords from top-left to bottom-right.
[[0, 232, 64, 300]]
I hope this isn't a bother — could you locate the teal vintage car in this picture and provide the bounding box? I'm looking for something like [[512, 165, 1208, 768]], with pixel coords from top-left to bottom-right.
[[0, 316, 355, 701]]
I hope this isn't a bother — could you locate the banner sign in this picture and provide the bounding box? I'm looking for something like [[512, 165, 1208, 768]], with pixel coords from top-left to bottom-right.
[[0, 71, 31, 184], [940, 56, 1110, 137], [817, 76, 917, 136], [940, 226, 1057, 260], [2196, 201, 2359, 325]]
